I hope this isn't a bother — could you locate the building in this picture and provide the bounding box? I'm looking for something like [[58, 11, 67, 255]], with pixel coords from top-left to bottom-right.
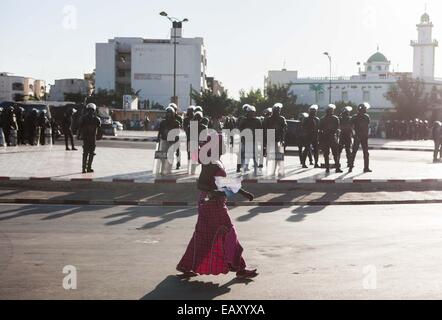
[[49, 78, 93, 101], [206, 77, 225, 96], [412, 13, 438, 80], [265, 12, 442, 112], [95, 23, 207, 111], [0, 73, 46, 102]]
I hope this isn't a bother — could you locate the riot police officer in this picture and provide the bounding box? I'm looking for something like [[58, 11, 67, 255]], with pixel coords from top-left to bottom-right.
[[239, 105, 263, 174], [183, 106, 196, 162], [25, 109, 39, 145], [2, 106, 18, 146], [79, 103, 101, 173], [37, 110, 50, 146], [15, 106, 26, 145], [301, 105, 320, 168], [266, 103, 288, 146], [169, 103, 183, 170], [339, 106, 353, 168], [349, 103, 372, 173], [319, 104, 342, 173], [432, 121, 442, 163], [297, 113, 313, 166], [62, 108, 78, 151]]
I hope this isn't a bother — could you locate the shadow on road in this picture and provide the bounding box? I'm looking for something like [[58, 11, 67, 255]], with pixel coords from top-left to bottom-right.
[[141, 275, 253, 300], [103, 206, 197, 229]]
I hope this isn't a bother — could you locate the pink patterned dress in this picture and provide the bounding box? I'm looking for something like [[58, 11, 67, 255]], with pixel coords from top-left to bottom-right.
[[177, 163, 247, 275]]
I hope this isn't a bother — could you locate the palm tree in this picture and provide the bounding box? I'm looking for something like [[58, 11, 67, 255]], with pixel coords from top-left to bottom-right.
[[309, 84, 325, 104]]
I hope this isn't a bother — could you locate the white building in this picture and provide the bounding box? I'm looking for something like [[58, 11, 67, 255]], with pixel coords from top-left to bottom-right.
[[412, 13, 438, 80], [48, 78, 92, 101], [266, 12, 442, 112], [95, 24, 207, 111], [0, 73, 46, 102]]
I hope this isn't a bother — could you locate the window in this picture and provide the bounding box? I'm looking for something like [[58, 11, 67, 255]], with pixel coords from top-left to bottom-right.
[[377, 66, 382, 71], [363, 91, 370, 102], [342, 91, 348, 101], [12, 82, 24, 91]]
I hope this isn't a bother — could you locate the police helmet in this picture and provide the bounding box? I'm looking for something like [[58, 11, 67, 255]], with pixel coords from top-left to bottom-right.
[[273, 103, 283, 110], [168, 103, 178, 111], [263, 108, 273, 116], [86, 103, 97, 111], [309, 105, 319, 112], [195, 106, 203, 113], [326, 104, 336, 111], [344, 106, 353, 113], [358, 102, 371, 111]]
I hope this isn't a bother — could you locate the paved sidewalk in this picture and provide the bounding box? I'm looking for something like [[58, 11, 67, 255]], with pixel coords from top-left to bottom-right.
[[0, 144, 441, 184], [104, 131, 436, 151]]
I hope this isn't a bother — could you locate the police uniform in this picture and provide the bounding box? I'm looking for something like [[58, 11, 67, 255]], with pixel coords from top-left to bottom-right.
[[349, 103, 371, 173], [79, 104, 101, 173], [339, 107, 353, 167], [433, 121, 442, 163], [239, 106, 263, 172], [319, 105, 342, 173], [62, 109, 77, 150], [301, 106, 320, 168]]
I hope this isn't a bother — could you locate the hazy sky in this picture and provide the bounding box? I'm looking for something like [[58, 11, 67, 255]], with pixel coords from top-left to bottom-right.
[[1, 0, 441, 98]]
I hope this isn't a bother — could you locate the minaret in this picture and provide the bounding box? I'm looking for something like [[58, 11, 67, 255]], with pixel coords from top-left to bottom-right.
[[411, 12, 438, 80]]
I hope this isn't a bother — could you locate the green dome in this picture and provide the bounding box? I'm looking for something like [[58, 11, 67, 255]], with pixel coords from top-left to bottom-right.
[[367, 52, 388, 63]]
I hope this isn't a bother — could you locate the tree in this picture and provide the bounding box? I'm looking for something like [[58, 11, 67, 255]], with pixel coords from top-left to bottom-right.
[[265, 84, 298, 119], [64, 92, 87, 104], [191, 89, 235, 118], [309, 84, 325, 104], [385, 76, 431, 120]]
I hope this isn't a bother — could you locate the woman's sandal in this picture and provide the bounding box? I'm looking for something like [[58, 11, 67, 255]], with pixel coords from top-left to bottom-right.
[[236, 269, 259, 279]]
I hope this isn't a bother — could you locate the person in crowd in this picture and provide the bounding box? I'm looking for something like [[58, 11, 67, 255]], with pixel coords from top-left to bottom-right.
[[62, 108, 78, 151], [37, 110, 51, 146], [301, 105, 320, 168], [349, 103, 372, 173], [297, 112, 313, 166], [157, 106, 181, 175], [238, 105, 263, 174], [183, 106, 196, 162], [2, 106, 18, 146], [78, 104, 101, 174], [338, 106, 354, 168], [15, 106, 26, 145], [432, 121, 442, 163], [319, 104, 343, 173]]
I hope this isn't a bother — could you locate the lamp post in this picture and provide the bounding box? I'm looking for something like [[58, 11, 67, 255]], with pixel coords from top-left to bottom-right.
[[323, 52, 332, 104], [160, 11, 189, 107]]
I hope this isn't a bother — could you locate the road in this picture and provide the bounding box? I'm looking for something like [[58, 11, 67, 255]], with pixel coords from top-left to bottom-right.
[[1, 203, 442, 300]]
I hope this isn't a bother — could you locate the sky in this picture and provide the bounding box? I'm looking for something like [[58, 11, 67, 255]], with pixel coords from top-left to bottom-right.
[[1, 0, 441, 98]]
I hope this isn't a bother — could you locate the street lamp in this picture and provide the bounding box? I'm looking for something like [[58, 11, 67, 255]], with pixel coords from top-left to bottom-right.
[[323, 52, 332, 104], [160, 11, 189, 108]]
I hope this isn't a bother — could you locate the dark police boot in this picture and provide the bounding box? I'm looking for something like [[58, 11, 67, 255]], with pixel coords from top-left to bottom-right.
[[364, 158, 372, 173], [87, 154, 95, 173], [82, 154, 88, 174]]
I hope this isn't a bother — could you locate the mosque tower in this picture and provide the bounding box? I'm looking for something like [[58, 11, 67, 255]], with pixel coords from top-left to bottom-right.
[[411, 12, 438, 80]]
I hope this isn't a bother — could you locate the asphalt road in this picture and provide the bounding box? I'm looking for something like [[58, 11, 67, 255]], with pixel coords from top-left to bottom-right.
[[1, 203, 442, 300]]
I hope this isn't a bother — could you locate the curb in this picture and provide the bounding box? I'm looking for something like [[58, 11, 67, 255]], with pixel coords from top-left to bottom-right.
[[102, 137, 156, 142], [0, 176, 441, 185], [1, 198, 442, 207]]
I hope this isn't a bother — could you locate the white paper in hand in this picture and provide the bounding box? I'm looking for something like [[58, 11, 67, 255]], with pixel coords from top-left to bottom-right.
[[215, 176, 242, 194]]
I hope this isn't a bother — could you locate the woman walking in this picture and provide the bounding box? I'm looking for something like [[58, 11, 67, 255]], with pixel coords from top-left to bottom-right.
[[177, 134, 258, 279]]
